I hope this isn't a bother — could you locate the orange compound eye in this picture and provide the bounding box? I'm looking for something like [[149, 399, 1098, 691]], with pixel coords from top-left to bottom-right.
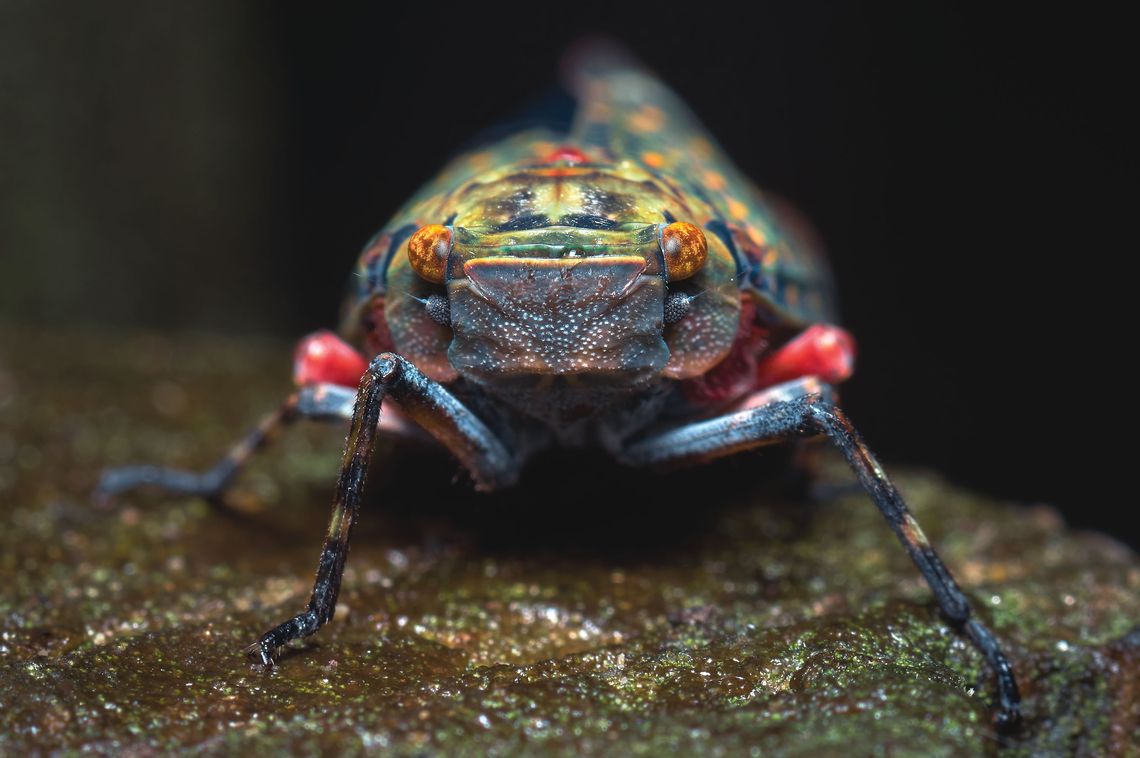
[[407, 224, 452, 283], [660, 222, 708, 281]]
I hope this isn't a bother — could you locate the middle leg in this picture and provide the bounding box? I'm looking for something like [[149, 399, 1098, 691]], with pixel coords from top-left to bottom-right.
[[94, 383, 360, 507]]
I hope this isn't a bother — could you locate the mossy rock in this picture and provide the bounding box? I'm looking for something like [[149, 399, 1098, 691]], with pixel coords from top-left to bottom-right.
[[0, 328, 1136, 755]]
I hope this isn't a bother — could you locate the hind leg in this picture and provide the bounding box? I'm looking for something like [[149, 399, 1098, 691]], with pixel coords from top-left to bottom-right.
[[619, 377, 1020, 728]]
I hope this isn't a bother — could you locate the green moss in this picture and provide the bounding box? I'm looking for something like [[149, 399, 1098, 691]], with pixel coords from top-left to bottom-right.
[[0, 327, 1136, 755]]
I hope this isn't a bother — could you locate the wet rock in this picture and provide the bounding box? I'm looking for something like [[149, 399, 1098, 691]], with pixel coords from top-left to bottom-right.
[[0, 327, 1136, 755]]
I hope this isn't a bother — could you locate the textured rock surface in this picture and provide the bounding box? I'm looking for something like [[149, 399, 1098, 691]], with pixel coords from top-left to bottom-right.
[[0, 328, 1137, 755]]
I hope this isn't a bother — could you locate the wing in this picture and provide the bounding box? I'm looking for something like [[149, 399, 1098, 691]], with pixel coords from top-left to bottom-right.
[[341, 43, 838, 378], [562, 40, 837, 328]]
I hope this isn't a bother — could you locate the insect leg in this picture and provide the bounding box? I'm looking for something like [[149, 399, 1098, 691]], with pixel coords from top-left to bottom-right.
[[247, 352, 518, 665], [94, 383, 358, 506], [618, 377, 1021, 728]]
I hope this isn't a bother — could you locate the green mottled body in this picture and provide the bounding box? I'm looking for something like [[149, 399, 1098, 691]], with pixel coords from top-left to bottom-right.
[[344, 47, 837, 428]]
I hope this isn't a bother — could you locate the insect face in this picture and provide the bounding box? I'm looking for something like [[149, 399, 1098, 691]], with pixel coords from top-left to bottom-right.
[[443, 225, 673, 389]]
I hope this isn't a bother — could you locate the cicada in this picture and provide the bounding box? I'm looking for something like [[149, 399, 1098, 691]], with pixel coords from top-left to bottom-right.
[[99, 44, 1020, 726]]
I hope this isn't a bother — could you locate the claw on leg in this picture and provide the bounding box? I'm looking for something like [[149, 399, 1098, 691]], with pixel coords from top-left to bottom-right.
[[245, 610, 322, 666]]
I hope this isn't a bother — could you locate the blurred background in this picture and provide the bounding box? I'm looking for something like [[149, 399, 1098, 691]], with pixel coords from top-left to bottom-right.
[[1, 3, 1132, 543]]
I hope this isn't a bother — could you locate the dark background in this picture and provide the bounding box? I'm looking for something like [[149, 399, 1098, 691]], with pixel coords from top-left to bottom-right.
[[1, 3, 1133, 544]]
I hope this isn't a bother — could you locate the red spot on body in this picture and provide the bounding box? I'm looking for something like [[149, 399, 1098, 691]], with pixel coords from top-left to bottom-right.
[[294, 331, 369, 389], [543, 145, 591, 165], [754, 324, 856, 387]]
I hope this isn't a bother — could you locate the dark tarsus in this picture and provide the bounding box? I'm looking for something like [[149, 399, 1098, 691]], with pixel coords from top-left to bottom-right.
[[97, 357, 1020, 728]]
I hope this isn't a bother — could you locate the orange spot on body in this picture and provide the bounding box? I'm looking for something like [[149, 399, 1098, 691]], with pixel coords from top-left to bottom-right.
[[746, 225, 767, 248], [703, 171, 726, 190], [630, 105, 665, 133], [727, 198, 749, 221], [690, 138, 713, 160], [467, 151, 493, 169], [641, 151, 665, 168]]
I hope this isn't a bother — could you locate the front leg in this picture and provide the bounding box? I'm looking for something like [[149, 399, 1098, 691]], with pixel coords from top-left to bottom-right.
[[619, 378, 1021, 728], [248, 353, 518, 664]]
